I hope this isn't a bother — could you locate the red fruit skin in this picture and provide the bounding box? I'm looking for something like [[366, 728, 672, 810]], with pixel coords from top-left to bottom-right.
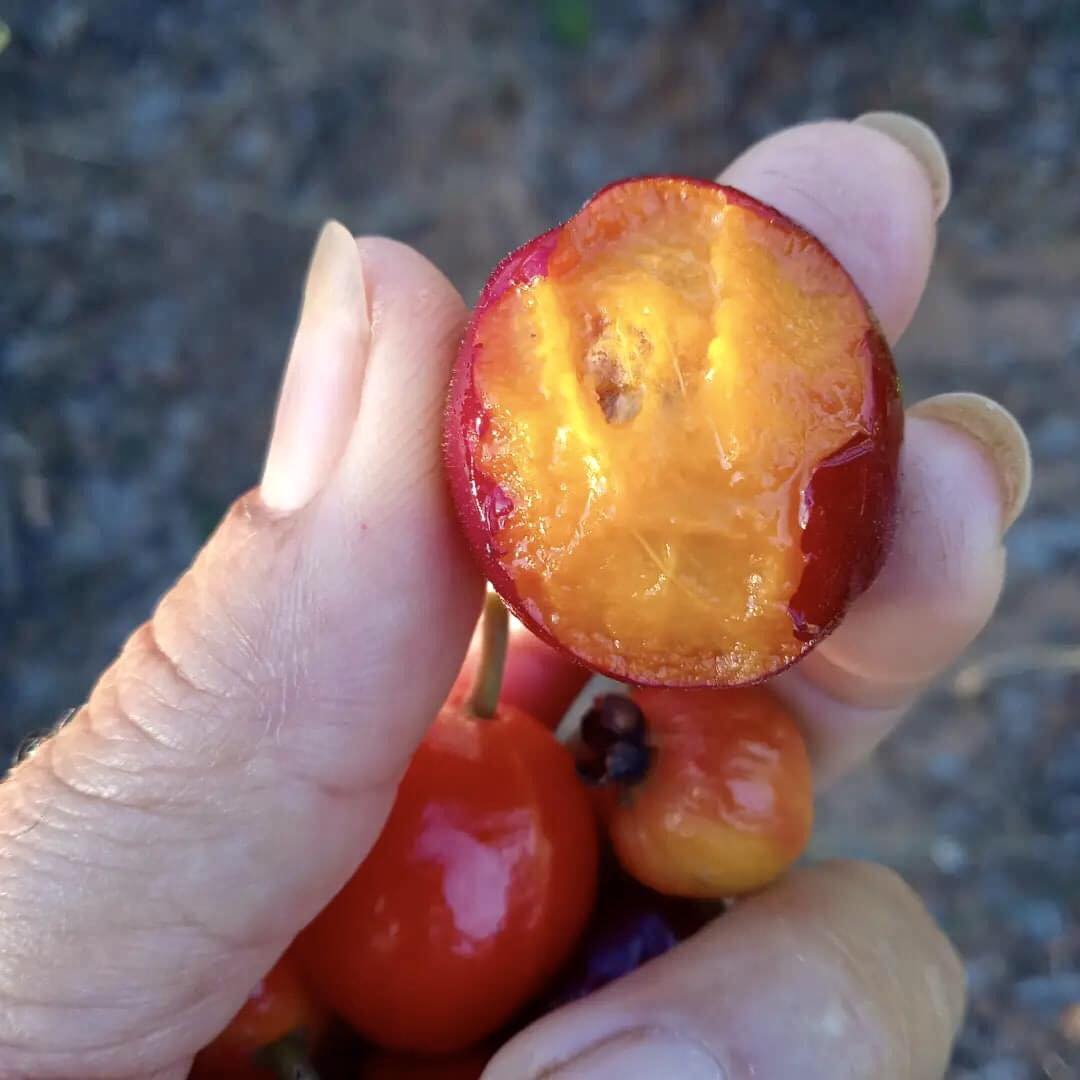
[[190, 952, 329, 1079], [599, 687, 814, 899], [444, 176, 902, 688], [299, 703, 598, 1055]]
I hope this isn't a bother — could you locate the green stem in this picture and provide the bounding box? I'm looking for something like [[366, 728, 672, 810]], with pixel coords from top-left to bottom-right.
[[257, 1032, 321, 1080], [468, 591, 509, 719]]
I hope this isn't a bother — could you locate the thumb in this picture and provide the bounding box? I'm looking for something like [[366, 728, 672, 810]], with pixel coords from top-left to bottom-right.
[[0, 226, 481, 1079]]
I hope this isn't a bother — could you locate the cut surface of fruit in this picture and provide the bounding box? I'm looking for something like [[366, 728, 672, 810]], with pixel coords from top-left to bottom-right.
[[447, 177, 901, 686]]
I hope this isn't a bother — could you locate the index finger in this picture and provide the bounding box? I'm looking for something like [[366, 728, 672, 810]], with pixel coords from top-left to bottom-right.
[[720, 117, 1029, 785]]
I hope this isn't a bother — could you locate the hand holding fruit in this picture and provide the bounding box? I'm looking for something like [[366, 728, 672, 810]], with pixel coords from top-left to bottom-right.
[[0, 117, 1029, 1079]]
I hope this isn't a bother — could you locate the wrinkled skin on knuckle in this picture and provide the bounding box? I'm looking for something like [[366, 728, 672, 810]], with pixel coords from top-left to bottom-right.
[[0, 498, 323, 1074], [139, 495, 303, 744], [0, 724, 265, 1073], [92, 491, 371, 785], [0, 476, 475, 1074]]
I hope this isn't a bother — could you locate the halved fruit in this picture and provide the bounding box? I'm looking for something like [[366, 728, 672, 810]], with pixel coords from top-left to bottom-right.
[[445, 176, 902, 687]]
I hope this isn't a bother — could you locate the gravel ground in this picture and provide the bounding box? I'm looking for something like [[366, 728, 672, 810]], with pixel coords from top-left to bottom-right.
[[2, 2, 1078, 1075]]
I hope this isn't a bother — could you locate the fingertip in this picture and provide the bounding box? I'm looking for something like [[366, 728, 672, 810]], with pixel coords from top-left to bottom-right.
[[354, 234, 468, 348], [909, 392, 1032, 532], [327, 236, 467, 496], [854, 111, 952, 219], [719, 119, 938, 342], [792, 412, 1006, 711], [772, 395, 1027, 783], [260, 220, 370, 514], [484, 861, 964, 1080]]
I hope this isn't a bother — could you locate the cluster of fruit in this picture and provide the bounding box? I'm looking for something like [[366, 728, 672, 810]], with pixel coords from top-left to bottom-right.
[[193, 175, 900, 1078]]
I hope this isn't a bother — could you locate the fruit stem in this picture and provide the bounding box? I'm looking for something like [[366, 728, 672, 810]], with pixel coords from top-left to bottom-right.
[[257, 1033, 322, 1080], [468, 590, 509, 719]]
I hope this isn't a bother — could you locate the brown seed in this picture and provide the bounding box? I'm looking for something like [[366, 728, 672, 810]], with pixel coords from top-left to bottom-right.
[[597, 383, 644, 424]]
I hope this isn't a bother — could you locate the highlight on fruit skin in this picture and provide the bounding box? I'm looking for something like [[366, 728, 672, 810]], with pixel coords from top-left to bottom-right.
[[297, 594, 599, 1056], [577, 687, 813, 899], [445, 176, 903, 688]]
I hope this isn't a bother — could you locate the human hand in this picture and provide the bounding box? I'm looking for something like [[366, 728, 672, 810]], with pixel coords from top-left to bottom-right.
[[0, 116, 1030, 1079]]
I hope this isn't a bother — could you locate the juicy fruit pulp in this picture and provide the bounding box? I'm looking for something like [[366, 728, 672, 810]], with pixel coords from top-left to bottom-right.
[[447, 177, 901, 686]]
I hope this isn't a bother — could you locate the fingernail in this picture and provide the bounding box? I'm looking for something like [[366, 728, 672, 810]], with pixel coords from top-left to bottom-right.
[[909, 392, 1032, 531], [854, 111, 951, 218], [540, 1029, 724, 1079], [260, 220, 370, 513]]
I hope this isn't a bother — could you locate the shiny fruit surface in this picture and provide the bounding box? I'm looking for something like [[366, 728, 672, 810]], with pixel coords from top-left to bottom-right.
[[585, 688, 813, 898], [300, 701, 598, 1054], [446, 176, 901, 687]]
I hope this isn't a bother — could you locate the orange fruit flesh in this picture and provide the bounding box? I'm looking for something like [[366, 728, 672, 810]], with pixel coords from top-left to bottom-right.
[[472, 179, 877, 684]]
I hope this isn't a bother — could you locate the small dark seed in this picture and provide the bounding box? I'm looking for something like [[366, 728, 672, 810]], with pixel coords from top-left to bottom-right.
[[605, 739, 652, 786], [579, 705, 609, 751], [597, 384, 643, 424], [581, 694, 647, 751]]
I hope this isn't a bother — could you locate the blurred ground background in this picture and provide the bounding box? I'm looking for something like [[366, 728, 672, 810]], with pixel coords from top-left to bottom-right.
[[1, 1, 1078, 1075]]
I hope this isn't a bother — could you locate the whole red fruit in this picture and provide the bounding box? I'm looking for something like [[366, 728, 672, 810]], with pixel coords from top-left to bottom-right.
[[300, 600, 598, 1054], [582, 687, 813, 898]]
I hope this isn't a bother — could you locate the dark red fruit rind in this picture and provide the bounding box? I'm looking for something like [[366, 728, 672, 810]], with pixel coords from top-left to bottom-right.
[[787, 327, 903, 644]]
